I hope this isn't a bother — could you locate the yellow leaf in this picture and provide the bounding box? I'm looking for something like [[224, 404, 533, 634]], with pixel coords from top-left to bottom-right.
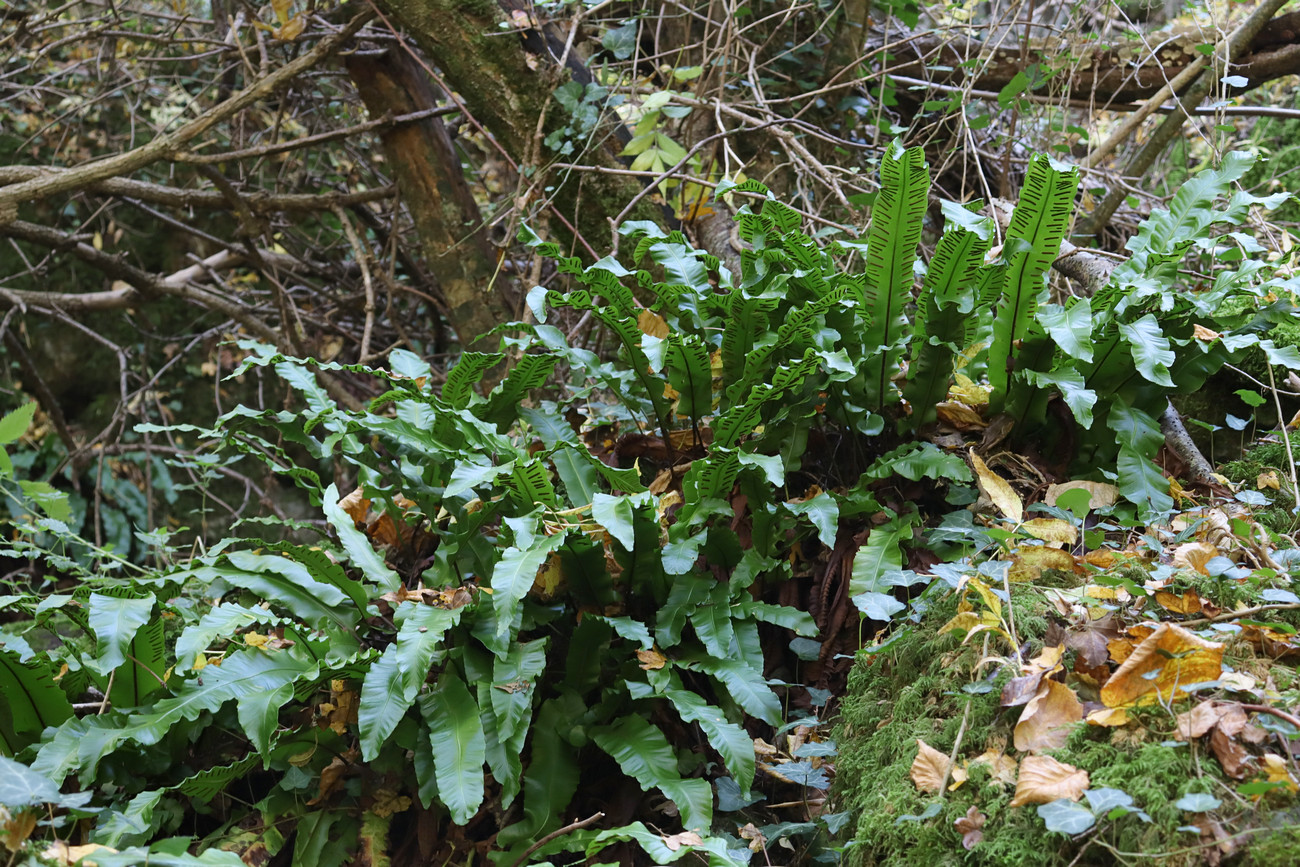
[[273, 14, 305, 41], [1008, 755, 1089, 807], [1014, 680, 1083, 753], [1193, 324, 1221, 341], [950, 373, 990, 406], [1100, 623, 1223, 709], [1008, 546, 1078, 582], [243, 632, 270, 648], [1154, 589, 1203, 615], [1261, 755, 1299, 794], [1258, 471, 1281, 491], [92, 231, 103, 251], [271, 0, 293, 24], [970, 450, 1022, 523], [1020, 518, 1077, 546], [910, 739, 951, 793], [1085, 706, 1130, 727]]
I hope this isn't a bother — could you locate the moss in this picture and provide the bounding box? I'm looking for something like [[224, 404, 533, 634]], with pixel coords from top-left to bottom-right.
[[832, 592, 1256, 866]]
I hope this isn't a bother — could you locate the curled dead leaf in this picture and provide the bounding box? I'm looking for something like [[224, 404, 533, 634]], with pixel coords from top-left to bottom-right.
[[1009, 755, 1089, 807], [910, 739, 952, 794], [1172, 542, 1218, 576], [1100, 623, 1223, 709], [636, 647, 667, 670], [970, 450, 1023, 523], [1014, 679, 1084, 753], [663, 831, 704, 851], [954, 805, 985, 850]]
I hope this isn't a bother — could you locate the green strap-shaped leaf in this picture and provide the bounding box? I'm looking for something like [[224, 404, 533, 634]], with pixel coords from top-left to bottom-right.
[[690, 581, 735, 659], [172, 753, 260, 803], [1119, 314, 1176, 387], [87, 592, 154, 677], [478, 681, 525, 809], [358, 644, 411, 761], [483, 354, 557, 430], [175, 603, 282, 671], [664, 680, 755, 794], [491, 532, 568, 639], [265, 542, 370, 616], [321, 482, 402, 594], [665, 334, 713, 421], [394, 605, 461, 700], [495, 700, 580, 850], [861, 141, 929, 410], [592, 715, 713, 831], [505, 458, 559, 510], [678, 653, 781, 725], [443, 352, 505, 409], [903, 203, 991, 429], [490, 638, 547, 744], [988, 154, 1080, 408], [0, 649, 73, 756], [419, 669, 485, 825]]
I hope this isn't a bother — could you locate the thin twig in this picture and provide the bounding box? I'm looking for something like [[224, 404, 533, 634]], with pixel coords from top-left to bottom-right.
[[508, 812, 605, 867]]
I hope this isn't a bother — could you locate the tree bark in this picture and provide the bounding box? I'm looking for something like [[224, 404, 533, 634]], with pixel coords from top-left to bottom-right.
[[346, 48, 508, 352], [373, 0, 662, 252]]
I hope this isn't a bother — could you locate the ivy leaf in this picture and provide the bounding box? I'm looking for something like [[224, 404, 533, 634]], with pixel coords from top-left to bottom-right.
[[1038, 799, 1096, 834]]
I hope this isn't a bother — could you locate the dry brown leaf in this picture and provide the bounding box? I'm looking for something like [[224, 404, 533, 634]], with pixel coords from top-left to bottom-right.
[[1210, 726, 1252, 779], [738, 823, 767, 852], [637, 647, 667, 670], [1001, 645, 1065, 707], [1258, 470, 1282, 491], [970, 450, 1023, 523], [309, 753, 352, 805], [638, 310, 670, 339], [1175, 701, 1232, 740], [338, 487, 370, 524], [1193, 324, 1221, 341], [1009, 755, 1089, 807], [1100, 624, 1223, 709], [910, 739, 952, 793], [969, 748, 1018, 787], [663, 831, 704, 851], [1172, 542, 1219, 575], [1154, 589, 1203, 615], [1014, 679, 1084, 752], [1, 808, 37, 849], [1045, 480, 1118, 511], [954, 805, 985, 850], [1105, 624, 1155, 666], [1021, 518, 1078, 546]]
